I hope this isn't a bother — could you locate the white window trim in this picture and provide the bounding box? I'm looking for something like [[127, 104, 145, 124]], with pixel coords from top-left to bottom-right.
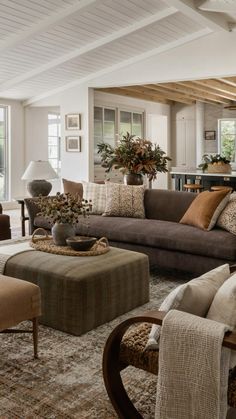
[[218, 118, 236, 166]]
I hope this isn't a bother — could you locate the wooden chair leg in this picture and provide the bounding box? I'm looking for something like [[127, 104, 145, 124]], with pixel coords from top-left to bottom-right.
[[32, 317, 39, 359]]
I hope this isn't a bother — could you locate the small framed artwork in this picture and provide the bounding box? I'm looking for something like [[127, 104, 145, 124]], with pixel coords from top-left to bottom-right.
[[65, 113, 81, 130], [66, 136, 81, 152], [205, 130, 216, 140]]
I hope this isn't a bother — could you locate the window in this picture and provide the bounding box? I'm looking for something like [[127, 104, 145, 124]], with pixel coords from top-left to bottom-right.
[[219, 119, 236, 162], [94, 106, 144, 164], [119, 110, 143, 137], [0, 106, 9, 201], [48, 113, 61, 175]]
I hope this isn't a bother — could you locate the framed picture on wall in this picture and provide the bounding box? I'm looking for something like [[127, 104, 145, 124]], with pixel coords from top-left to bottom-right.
[[66, 136, 81, 152], [65, 113, 81, 130], [205, 130, 216, 140]]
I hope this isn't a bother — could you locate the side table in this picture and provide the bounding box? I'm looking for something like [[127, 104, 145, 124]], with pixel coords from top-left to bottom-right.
[[14, 197, 29, 236]]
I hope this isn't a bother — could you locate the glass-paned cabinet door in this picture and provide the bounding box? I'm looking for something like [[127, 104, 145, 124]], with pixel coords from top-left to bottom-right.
[[132, 113, 143, 137], [120, 111, 132, 136], [94, 106, 116, 164]]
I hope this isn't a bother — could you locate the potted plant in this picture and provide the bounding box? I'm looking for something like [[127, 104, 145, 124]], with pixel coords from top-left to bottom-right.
[[37, 192, 91, 246], [199, 154, 231, 174], [97, 132, 171, 185]]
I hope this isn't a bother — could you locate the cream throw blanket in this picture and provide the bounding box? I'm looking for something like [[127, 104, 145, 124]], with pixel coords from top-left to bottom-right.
[[155, 310, 231, 419], [0, 237, 33, 274]]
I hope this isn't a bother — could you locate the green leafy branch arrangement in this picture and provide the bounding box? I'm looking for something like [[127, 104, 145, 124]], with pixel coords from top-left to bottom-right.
[[97, 132, 171, 181], [198, 154, 230, 172]]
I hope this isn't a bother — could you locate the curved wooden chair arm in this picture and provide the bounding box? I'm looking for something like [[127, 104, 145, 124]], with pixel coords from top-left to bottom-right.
[[103, 310, 236, 419], [230, 264, 236, 273]]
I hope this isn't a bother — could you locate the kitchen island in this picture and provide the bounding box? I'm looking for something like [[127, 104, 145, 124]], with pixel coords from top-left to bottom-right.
[[171, 169, 236, 191]]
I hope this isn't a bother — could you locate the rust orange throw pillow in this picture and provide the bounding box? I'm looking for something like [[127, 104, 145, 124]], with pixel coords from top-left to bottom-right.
[[180, 189, 231, 230]]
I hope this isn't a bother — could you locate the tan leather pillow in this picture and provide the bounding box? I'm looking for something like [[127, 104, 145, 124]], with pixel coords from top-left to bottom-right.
[[62, 178, 83, 198], [179, 189, 230, 230]]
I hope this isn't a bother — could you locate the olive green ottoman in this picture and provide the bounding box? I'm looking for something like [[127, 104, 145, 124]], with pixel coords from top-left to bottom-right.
[[4, 247, 149, 335]]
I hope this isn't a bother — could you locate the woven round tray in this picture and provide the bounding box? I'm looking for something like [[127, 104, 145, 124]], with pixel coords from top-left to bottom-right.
[[30, 228, 110, 256]]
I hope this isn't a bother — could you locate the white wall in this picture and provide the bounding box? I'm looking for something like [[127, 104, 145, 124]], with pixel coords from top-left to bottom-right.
[[0, 98, 25, 203], [25, 83, 91, 187], [24, 106, 61, 194]]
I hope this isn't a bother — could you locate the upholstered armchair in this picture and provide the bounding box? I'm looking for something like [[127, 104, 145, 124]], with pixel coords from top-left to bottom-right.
[[0, 204, 11, 240]]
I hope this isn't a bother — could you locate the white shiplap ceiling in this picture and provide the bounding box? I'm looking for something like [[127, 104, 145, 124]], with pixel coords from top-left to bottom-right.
[[0, 0, 233, 104]]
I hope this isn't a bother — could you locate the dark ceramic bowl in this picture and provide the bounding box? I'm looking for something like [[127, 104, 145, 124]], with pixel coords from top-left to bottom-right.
[[66, 236, 97, 251]]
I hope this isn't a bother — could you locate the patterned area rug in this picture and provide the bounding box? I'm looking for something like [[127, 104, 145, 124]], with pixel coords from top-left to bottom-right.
[[0, 268, 189, 419]]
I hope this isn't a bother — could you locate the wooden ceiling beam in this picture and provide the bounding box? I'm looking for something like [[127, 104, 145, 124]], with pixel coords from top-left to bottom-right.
[[183, 81, 236, 101], [96, 88, 172, 105], [219, 77, 236, 88], [151, 82, 231, 105], [142, 85, 194, 104], [125, 85, 194, 105], [193, 79, 236, 96]]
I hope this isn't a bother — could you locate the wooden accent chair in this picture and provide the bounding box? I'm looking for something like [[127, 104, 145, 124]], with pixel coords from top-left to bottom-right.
[[103, 268, 236, 419], [0, 275, 41, 358]]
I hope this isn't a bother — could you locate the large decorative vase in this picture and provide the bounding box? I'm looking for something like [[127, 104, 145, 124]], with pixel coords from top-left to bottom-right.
[[124, 173, 143, 185], [52, 223, 75, 246]]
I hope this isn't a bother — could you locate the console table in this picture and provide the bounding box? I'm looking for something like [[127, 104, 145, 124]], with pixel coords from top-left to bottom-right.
[[14, 197, 29, 236], [171, 170, 236, 191]]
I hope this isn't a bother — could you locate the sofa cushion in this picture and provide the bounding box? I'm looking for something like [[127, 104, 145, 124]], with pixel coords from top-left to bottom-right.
[[103, 183, 145, 218], [75, 216, 236, 261], [180, 189, 230, 230], [144, 189, 196, 222]]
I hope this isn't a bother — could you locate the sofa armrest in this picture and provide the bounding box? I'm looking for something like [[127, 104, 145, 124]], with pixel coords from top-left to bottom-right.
[[0, 214, 11, 240], [24, 196, 56, 235]]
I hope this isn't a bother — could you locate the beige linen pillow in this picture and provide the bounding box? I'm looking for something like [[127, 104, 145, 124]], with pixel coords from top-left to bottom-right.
[[103, 183, 145, 218], [62, 178, 83, 199], [207, 272, 236, 368], [180, 189, 231, 230], [217, 192, 236, 235], [146, 264, 230, 350], [82, 181, 106, 215]]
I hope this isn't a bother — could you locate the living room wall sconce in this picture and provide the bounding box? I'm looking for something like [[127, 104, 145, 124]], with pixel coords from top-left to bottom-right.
[[21, 160, 59, 197]]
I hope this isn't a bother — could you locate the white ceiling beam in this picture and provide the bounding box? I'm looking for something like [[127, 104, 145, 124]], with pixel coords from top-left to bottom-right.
[[23, 27, 211, 106], [0, 7, 178, 93], [197, 0, 236, 12], [164, 0, 229, 31], [0, 0, 98, 54]]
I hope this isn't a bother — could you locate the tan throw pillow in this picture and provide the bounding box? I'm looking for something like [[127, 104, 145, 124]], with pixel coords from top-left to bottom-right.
[[217, 192, 236, 235], [180, 189, 230, 230], [82, 181, 106, 215], [146, 264, 230, 350], [62, 178, 83, 199], [103, 183, 145, 218]]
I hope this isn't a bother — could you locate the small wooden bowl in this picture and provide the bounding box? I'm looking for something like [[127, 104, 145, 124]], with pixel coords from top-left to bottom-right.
[[66, 236, 97, 251]]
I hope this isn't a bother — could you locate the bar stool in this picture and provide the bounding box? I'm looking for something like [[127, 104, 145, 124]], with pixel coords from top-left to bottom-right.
[[210, 186, 233, 192], [184, 184, 204, 193]]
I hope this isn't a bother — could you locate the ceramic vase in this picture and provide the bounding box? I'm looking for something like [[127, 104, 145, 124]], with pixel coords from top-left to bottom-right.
[[52, 223, 75, 246]]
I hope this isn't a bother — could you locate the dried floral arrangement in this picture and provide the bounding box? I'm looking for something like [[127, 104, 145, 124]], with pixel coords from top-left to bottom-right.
[[97, 132, 171, 181], [37, 192, 91, 225]]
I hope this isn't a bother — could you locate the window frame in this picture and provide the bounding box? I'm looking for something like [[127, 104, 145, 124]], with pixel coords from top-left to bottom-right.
[[0, 105, 9, 201], [218, 117, 236, 163], [48, 112, 61, 176]]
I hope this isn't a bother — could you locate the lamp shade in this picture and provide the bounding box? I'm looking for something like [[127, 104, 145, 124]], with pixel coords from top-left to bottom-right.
[[21, 160, 58, 180]]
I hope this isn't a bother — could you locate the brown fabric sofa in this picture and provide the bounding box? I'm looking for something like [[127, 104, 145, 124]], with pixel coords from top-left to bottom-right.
[[0, 204, 11, 240], [24, 189, 236, 275]]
